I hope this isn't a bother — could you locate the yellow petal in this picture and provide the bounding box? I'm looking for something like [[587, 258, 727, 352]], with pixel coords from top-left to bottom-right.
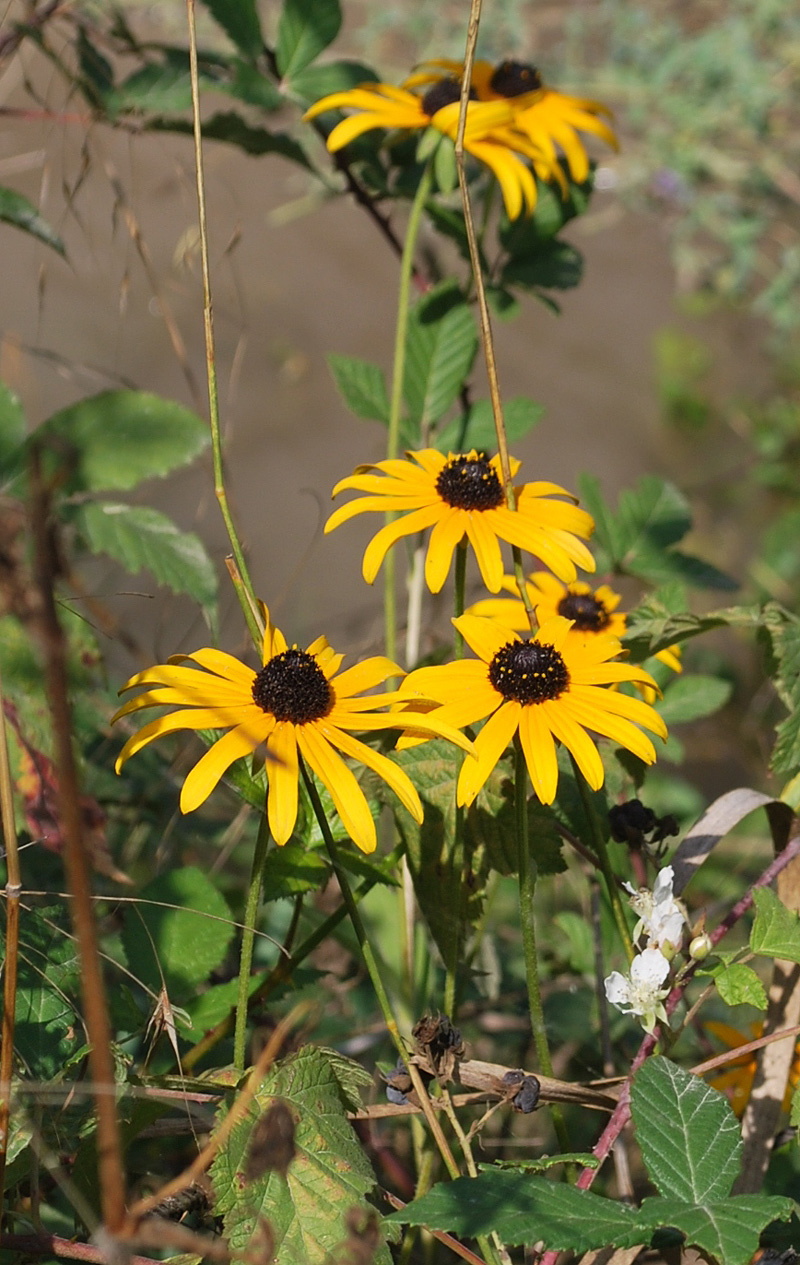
[[180, 719, 271, 813], [298, 724, 377, 853], [112, 685, 247, 722], [331, 656, 405, 699], [517, 704, 559, 804], [465, 511, 506, 593], [457, 701, 520, 807], [454, 613, 520, 664], [541, 700, 604, 790], [361, 504, 443, 584], [425, 507, 465, 593], [571, 684, 668, 739], [170, 648, 257, 689], [266, 722, 300, 846], [324, 725, 423, 822], [115, 706, 258, 770], [561, 694, 658, 764]]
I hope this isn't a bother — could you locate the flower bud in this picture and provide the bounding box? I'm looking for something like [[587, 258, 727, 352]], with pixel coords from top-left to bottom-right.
[[689, 933, 712, 961]]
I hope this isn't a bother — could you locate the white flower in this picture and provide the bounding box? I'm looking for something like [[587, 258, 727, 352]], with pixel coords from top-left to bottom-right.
[[624, 864, 685, 953], [604, 947, 671, 1034]]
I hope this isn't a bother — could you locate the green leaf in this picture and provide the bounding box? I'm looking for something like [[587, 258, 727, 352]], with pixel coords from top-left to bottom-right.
[[656, 674, 733, 724], [0, 378, 26, 480], [276, 0, 342, 78], [750, 887, 800, 964], [0, 185, 65, 257], [228, 61, 285, 110], [149, 112, 311, 169], [262, 840, 331, 900], [631, 1057, 742, 1203], [578, 471, 624, 561], [211, 1046, 388, 1265], [502, 240, 583, 291], [4, 907, 81, 1081], [770, 622, 800, 775], [485, 286, 521, 321], [711, 962, 767, 1008], [791, 1082, 800, 1130], [38, 390, 209, 493], [120, 866, 235, 998], [437, 396, 544, 453], [327, 354, 389, 422], [387, 1170, 644, 1250], [201, 0, 263, 59], [286, 60, 378, 105], [434, 136, 457, 195], [623, 598, 782, 661], [639, 1195, 796, 1265], [72, 503, 217, 614], [77, 25, 114, 102], [403, 290, 478, 429]]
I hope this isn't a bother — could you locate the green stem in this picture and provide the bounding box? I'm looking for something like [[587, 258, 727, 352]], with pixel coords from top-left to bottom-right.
[[234, 814, 270, 1071], [515, 741, 571, 1157], [570, 756, 635, 964], [444, 541, 468, 1018], [453, 540, 467, 657], [384, 161, 435, 664]]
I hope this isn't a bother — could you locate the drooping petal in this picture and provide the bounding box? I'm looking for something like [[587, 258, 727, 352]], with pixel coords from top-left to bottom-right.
[[465, 511, 506, 593], [324, 725, 423, 822], [571, 685, 668, 739], [425, 507, 466, 593], [112, 685, 249, 721], [298, 723, 377, 854], [517, 704, 559, 804], [115, 706, 259, 769], [169, 648, 257, 689], [265, 722, 300, 846], [457, 701, 520, 807], [180, 719, 274, 813], [561, 694, 658, 764], [540, 699, 604, 790], [361, 504, 444, 583]]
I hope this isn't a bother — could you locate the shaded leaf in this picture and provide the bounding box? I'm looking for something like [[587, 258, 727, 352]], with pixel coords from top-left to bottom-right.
[[288, 60, 378, 105], [770, 622, 800, 775], [38, 390, 209, 493], [228, 61, 284, 110], [72, 502, 217, 615], [437, 396, 544, 454], [201, 0, 263, 59], [0, 378, 26, 479], [0, 185, 65, 257], [404, 289, 477, 430], [149, 112, 311, 169], [623, 597, 784, 661], [656, 674, 732, 724], [639, 1195, 796, 1265], [502, 240, 583, 291], [276, 0, 342, 79], [631, 1057, 742, 1203], [262, 839, 331, 901], [750, 887, 800, 965], [328, 354, 389, 423]]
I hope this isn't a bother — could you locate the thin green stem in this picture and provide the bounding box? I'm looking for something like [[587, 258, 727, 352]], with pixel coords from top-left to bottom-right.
[[515, 741, 571, 1157], [453, 540, 467, 657], [511, 545, 536, 632], [384, 161, 435, 664], [187, 0, 261, 649], [570, 756, 635, 964], [234, 814, 270, 1072], [443, 541, 469, 1019]]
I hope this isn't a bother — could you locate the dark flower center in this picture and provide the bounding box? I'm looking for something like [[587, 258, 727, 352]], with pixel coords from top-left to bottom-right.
[[557, 592, 610, 632], [421, 78, 476, 117], [489, 60, 542, 98], [251, 648, 332, 724], [489, 639, 570, 704], [435, 452, 504, 511]]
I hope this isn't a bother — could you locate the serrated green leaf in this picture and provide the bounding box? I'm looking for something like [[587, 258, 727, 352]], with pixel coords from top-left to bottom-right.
[[4, 907, 82, 1081], [276, 0, 342, 78], [0, 378, 26, 479], [502, 240, 583, 291], [0, 185, 65, 257], [713, 961, 767, 1009], [262, 839, 331, 900], [639, 1195, 796, 1265], [72, 503, 217, 614], [327, 354, 389, 422], [770, 622, 800, 775], [121, 866, 235, 999], [149, 112, 311, 168], [632, 1058, 742, 1203], [656, 674, 733, 724], [404, 290, 478, 429], [104, 55, 220, 115], [201, 0, 263, 58], [286, 60, 378, 104], [387, 1170, 643, 1250], [38, 390, 209, 494], [623, 599, 781, 661], [750, 886, 800, 964], [437, 396, 543, 453], [211, 1046, 387, 1265]]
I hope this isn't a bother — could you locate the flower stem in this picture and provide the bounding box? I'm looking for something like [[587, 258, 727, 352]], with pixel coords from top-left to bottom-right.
[[444, 541, 468, 1018], [453, 540, 467, 657], [233, 813, 270, 1072], [384, 161, 434, 665], [570, 757, 635, 964], [515, 741, 571, 1156], [299, 759, 462, 1181]]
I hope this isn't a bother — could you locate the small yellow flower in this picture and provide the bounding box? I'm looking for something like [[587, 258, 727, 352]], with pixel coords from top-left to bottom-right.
[[706, 1021, 800, 1119], [406, 58, 618, 184], [466, 570, 682, 699], [397, 613, 667, 806], [303, 78, 564, 219], [325, 450, 595, 595], [113, 611, 473, 854]]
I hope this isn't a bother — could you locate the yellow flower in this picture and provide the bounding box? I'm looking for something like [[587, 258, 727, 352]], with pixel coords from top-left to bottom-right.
[[113, 611, 473, 854], [406, 58, 617, 184], [303, 79, 564, 219], [466, 570, 682, 700], [325, 450, 595, 595], [706, 1021, 800, 1119], [397, 613, 667, 806]]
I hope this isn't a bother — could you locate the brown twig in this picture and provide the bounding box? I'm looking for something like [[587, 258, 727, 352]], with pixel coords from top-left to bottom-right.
[[0, 657, 22, 1240], [29, 447, 127, 1234], [0, 1236, 158, 1265], [690, 1022, 800, 1078], [0, 0, 67, 65]]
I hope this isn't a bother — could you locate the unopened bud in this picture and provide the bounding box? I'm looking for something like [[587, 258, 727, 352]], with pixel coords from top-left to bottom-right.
[[689, 933, 712, 961]]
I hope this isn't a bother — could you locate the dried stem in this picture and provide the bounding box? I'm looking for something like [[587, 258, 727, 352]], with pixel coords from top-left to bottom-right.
[[0, 657, 22, 1237]]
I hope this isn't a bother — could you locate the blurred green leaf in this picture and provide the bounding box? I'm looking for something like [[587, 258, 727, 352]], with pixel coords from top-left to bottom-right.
[[262, 840, 331, 900], [502, 240, 583, 291], [227, 61, 284, 109], [437, 396, 544, 453], [770, 623, 800, 776], [655, 674, 732, 724], [201, 0, 263, 59], [149, 112, 311, 168], [276, 0, 342, 78], [328, 354, 389, 423], [72, 503, 217, 616], [0, 378, 26, 480], [434, 136, 457, 195], [751, 887, 800, 965], [0, 186, 65, 257], [287, 59, 378, 104], [37, 390, 209, 494], [77, 25, 113, 102], [404, 289, 477, 431]]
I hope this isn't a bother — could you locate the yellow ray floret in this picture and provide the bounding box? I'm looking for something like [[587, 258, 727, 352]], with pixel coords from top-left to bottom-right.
[[113, 609, 474, 854]]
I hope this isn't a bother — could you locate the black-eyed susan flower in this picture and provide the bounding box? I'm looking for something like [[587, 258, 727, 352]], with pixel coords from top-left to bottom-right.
[[396, 613, 667, 806], [325, 450, 595, 595], [465, 570, 682, 697], [303, 79, 563, 219], [406, 58, 617, 184], [706, 1021, 800, 1118], [113, 611, 474, 855]]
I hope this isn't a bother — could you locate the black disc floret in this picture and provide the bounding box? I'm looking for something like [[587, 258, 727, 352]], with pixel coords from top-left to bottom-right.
[[490, 59, 542, 98], [421, 78, 476, 117], [557, 591, 611, 632], [435, 452, 504, 511], [251, 648, 332, 724], [489, 638, 569, 704]]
